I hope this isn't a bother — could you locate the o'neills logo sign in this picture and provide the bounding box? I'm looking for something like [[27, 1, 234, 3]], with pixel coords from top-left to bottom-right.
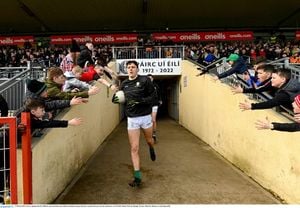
[[152, 31, 254, 42], [179, 33, 201, 41], [296, 31, 300, 40], [0, 36, 34, 45], [51, 34, 138, 44]]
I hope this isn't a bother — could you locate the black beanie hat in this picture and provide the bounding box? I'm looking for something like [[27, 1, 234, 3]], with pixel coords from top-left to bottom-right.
[[26, 79, 47, 96], [70, 40, 80, 52]]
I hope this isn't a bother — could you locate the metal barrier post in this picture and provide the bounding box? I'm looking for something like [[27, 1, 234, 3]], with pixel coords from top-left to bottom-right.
[[21, 112, 32, 204], [8, 118, 17, 204], [0, 117, 18, 204]]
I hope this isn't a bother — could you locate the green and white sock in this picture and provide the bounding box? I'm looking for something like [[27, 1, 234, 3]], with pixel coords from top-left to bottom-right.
[[134, 170, 142, 180]]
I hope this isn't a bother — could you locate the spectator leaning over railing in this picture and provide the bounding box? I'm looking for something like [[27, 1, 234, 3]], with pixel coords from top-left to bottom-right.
[[239, 68, 300, 112], [25, 98, 82, 132], [212, 53, 248, 81], [63, 66, 92, 92], [80, 64, 118, 91], [45, 67, 99, 100], [232, 64, 276, 96], [255, 94, 300, 132], [25, 79, 87, 115]]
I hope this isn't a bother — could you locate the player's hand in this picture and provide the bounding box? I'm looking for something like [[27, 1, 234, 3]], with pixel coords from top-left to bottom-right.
[[112, 94, 119, 104]]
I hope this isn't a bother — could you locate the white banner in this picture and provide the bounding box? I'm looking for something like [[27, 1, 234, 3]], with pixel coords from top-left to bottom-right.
[[116, 59, 181, 76]]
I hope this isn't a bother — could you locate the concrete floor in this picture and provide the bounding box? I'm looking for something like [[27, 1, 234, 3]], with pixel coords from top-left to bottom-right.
[[56, 118, 280, 204]]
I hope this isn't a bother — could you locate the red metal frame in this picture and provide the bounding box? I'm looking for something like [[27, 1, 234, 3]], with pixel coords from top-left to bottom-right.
[[0, 117, 18, 204], [21, 112, 32, 204]]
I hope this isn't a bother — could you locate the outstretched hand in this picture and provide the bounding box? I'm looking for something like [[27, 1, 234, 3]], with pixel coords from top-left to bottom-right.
[[88, 86, 100, 96], [70, 96, 88, 105], [211, 74, 219, 82], [255, 116, 273, 130], [68, 118, 83, 126], [239, 99, 251, 111], [294, 113, 300, 123], [231, 85, 243, 94]]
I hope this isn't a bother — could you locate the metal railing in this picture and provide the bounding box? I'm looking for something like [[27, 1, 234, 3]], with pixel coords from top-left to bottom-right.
[[0, 62, 47, 111], [112, 45, 185, 60]]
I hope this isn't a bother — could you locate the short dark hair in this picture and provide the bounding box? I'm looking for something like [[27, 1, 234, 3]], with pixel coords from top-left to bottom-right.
[[126, 60, 139, 68], [274, 68, 291, 80], [147, 74, 153, 77], [25, 99, 45, 111], [257, 64, 274, 73]]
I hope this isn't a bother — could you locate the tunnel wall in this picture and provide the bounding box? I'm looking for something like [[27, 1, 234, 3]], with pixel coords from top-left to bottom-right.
[[179, 60, 300, 203], [19, 79, 120, 203]]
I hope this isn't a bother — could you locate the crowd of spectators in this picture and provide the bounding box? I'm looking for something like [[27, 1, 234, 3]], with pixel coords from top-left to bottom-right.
[[185, 39, 300, 66], [0, 43, 113, 68], [0, 35, 299, 68]]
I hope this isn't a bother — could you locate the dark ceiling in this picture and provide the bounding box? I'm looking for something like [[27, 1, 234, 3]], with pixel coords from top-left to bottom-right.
[[1, 0, 300, 35]]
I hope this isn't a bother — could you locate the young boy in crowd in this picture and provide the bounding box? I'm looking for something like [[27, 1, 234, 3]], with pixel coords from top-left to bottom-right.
[[232, 65, 276, 96], [26, 79, 87, 112], [63, 65, 92, 92], [80, 64, 118, 91], [255, 94, 300, 132], [25, 98, 82, 131], [239, 68, 300, 111], [213, 53, 248, 80], [45, 67, 99, 100]]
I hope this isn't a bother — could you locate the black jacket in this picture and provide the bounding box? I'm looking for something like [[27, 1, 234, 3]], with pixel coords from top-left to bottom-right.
[[0, 95, 8, 117], [272, 122, 300, 132], [120, 75, 155, 117], [243, 78, 277, 97], [25, 91, 71, 111], [77, 46, 94, 68], [31, 117, 68, 131], [217, 56, 248, 79], [251, 79, 300, 110]]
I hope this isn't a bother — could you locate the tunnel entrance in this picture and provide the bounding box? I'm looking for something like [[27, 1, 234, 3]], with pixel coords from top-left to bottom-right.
[[153, 76, 180, 121]]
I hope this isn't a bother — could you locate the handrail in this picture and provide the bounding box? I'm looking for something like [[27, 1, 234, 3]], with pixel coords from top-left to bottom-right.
[[190, 58, 296, 122], [112, 45, 185, 60], [266, 57, 289, 64], [205, 57, 226, 69], [0, 69, 31, 89]]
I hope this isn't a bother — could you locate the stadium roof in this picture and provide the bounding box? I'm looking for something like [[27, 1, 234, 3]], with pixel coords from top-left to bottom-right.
[[1, 0, 300, 35]]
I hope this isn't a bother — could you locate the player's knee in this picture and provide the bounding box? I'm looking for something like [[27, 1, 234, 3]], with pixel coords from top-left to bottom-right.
[[131, 145, 139, 154]]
